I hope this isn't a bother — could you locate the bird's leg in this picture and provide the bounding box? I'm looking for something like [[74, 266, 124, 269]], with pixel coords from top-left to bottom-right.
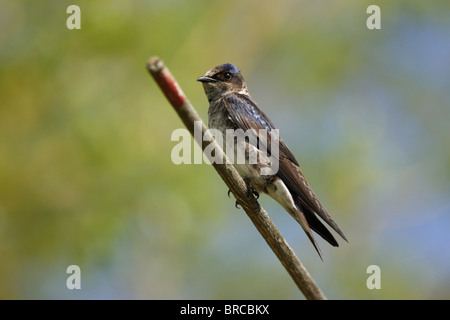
[[227, 178, 259, 209], [243, 177, 259, 200]]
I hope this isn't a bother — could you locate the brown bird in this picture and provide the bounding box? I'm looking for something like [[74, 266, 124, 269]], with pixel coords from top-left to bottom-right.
[[198, 63, 347, 258]]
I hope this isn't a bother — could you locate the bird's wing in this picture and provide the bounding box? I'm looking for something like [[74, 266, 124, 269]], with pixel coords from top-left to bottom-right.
[[222, 93, 347, 244], [221, 93, 297, 165]]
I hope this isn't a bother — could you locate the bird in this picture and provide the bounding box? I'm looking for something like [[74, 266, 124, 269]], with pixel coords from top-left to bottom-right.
[[197, 63, 347, 258]]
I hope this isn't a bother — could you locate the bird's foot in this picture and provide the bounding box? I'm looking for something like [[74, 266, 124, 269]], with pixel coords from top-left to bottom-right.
[[227, 189, 241, 208], [227, 178, 259, 210], [243, 178, 259, 200], [228, 188, 259, 200]]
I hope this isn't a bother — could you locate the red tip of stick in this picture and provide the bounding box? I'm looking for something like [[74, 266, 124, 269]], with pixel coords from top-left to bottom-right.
[[147, 57, 186, 109]]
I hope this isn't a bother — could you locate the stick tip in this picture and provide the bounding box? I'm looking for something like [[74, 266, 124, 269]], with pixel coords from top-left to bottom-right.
[[146, 56, 164, 74]]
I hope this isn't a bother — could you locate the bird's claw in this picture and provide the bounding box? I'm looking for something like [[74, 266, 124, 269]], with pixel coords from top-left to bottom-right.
[[227, 179, 259, 210], [227, 189, 241, 209], [243, 178, 259, 200]]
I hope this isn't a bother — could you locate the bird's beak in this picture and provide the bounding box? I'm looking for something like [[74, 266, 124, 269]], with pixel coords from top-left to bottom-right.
[[197, 76, 217, 83]]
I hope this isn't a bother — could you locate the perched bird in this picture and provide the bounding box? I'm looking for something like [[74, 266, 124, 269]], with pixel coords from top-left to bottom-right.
[[197, 63, 347, 258]]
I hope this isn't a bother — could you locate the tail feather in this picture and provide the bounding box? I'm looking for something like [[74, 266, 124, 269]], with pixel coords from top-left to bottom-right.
[[304, 206, 339, 247], [287, 206, 323, 260], [312, 205, 348, 243]]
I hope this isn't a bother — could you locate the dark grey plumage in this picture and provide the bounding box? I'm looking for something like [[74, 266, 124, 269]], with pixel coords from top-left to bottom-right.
[[197, 63, 347, 258]]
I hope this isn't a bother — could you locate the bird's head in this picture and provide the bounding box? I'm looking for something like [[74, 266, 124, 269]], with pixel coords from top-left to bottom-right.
[[197, 63, 248, 102]]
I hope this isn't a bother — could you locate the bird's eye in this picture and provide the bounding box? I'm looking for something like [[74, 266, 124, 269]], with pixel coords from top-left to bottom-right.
[[224, 72, 232, 80]]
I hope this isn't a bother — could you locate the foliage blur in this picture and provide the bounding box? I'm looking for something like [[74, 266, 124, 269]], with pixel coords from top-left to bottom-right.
[[0, 0, 449, 299]]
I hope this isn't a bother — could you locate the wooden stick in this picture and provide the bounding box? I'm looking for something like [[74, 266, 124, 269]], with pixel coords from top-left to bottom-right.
[[146, 56, 327, 300]]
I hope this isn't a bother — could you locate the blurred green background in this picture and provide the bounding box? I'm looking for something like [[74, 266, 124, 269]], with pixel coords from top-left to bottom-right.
[[1, 0, 449, 299]]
